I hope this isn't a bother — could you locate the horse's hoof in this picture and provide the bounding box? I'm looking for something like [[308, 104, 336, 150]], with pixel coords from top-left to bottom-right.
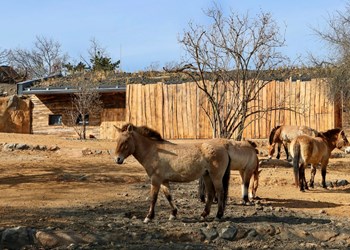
[[199, 216, 207, 222], [168, 214, 176, 221], [143, 217, 151, 223], [214, 217, 222, 222]]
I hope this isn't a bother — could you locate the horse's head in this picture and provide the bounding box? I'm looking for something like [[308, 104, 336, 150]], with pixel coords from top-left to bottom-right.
[[114, 124, 135, 164], [336, 130, 349, 149]]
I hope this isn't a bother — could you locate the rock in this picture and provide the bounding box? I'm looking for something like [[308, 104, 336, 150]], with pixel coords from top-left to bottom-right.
[[312, 230, 338, 241], [15, 143, 29, 150], [256, 224, 276, 236], [200, 227, 218, 241], [335, 179, 349, 186], [35, 230, 99, 248], [82, 148, 93, 155], [3, 143, 16, 151], [219, 226, 238, 241], [48, 145, 60, 151], [0, 226, 34, 249]]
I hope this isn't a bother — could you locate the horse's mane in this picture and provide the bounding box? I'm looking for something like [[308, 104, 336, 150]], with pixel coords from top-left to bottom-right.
[[121, 123, 164, 141], [246, 140, 257, 148], [246, 140, 259, 154], [269, 125, 281, 145], [318, 128, 342, 138]]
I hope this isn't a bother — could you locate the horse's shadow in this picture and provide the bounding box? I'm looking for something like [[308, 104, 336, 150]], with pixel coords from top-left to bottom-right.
[[180, 213, 331, 225], [262, 197, 340, 209]]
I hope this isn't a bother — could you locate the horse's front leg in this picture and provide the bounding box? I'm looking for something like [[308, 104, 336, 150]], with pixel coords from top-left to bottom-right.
[[239, 171, 250, 205], [283, 143, 290, 161], [161, 182, 178, 221], [309, 164, 317, 188], [144, 181, 160, 223], [276, 143, 281, 159]]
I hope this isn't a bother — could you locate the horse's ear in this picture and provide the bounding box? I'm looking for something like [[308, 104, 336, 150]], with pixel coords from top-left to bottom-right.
[[113, 125, 122, 133], [127, 124, 133, 133]]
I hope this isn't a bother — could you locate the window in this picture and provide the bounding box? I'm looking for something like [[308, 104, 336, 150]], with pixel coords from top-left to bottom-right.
[[76, 114, 89, 125], [49, 114, 62, 125]]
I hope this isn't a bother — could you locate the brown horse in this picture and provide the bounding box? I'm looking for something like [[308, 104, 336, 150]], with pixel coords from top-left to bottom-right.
[[113, 123, 231, 222], [199, 140, 260, 204], [290, 128, 349, 191], [268, 125, 319, 160]]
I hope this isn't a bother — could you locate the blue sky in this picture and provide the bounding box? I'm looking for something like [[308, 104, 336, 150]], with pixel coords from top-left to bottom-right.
[[1, 0, 347, 72]]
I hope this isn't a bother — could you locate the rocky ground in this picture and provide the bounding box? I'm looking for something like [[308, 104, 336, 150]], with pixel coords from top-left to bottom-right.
[[0, 133, 349, 249]]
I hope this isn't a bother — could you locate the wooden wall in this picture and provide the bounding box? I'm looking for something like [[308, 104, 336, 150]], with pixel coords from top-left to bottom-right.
[[126, 79, 337, 139], [31, 92, 126, 138]]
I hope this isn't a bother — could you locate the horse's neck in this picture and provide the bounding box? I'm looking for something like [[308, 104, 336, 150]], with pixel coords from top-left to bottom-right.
[[132, 133, 157, 165], [323, 136, 337, 151]]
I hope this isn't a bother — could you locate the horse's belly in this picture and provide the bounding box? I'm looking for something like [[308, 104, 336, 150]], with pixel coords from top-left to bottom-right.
[[162, 157, 208, 182]]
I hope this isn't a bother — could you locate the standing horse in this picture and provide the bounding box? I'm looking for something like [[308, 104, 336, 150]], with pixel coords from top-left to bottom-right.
[[268, 125, 319, 160], [290, 128, 349, 191], [199, 140, 260, 204], [113, 123, 231, 222]]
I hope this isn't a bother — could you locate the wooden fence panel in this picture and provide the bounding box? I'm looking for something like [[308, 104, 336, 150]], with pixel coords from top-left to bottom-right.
[[126, 80, 336, 139]]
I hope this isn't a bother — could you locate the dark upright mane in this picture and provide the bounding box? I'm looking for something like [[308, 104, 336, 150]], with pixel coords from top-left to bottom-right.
[[319, 128, 342, 138], [121, 123, 164, 141], [269, 125, 281, 145]]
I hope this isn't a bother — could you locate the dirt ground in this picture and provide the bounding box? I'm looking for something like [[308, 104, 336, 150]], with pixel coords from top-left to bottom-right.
[[0, 132, 349, 249]]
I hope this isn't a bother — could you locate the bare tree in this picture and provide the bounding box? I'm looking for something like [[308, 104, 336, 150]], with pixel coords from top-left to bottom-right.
[[8, 36, 68, 78], [0, 48, 8, 65], [66, 75, 103, 139], [311, 2, 350, 107], [166, 6, 288, 139]]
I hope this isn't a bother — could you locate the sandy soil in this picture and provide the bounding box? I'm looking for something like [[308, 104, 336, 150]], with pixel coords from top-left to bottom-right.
[[0, 132, 349, 249]]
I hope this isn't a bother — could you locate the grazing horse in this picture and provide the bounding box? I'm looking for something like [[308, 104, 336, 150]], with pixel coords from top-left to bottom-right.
[[268, 125, 319, 160], [113, 123, 231, 222], [199, 140, 260, 204], [290, 128, 349, 191]]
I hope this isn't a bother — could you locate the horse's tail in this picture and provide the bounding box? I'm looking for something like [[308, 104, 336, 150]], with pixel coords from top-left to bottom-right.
[[269, 125, 281, 145], [198, 176, 206, 203], [222, 154, 231, 209], [251, 160, 261, 199], [292, 141, 301, 187]]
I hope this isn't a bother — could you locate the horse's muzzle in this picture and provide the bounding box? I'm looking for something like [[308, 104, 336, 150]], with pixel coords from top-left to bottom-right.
[[115, 156, 124, 164]]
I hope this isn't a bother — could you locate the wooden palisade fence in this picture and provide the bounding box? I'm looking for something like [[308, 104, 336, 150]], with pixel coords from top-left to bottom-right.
[[125, 78, 337, 139]]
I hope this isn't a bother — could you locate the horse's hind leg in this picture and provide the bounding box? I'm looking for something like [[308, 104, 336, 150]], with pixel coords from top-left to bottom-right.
[[161, 182, 178, 220], [201, 173, 214, 219], [299, 164, 306, 192], [309, 164, 317, 188], [144, 181, 160, 223]]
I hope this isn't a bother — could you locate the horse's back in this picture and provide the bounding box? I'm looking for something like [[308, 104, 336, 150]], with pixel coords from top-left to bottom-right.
[[228, 140, 258, 171], [290, 135, 328, 164], [281, 125, 316, 142]]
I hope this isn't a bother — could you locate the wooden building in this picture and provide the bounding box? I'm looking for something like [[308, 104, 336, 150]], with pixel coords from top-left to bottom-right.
[[17, 77, 126, 139]]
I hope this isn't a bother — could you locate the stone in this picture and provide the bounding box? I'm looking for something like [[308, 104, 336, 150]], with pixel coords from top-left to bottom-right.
[[0, 226, 34, 249], [219, 226, 238, 241], [200, 227, 218, 241]]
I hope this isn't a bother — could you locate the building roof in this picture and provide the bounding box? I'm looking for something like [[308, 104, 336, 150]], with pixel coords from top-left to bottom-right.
[[17, 72, 126, 95]]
